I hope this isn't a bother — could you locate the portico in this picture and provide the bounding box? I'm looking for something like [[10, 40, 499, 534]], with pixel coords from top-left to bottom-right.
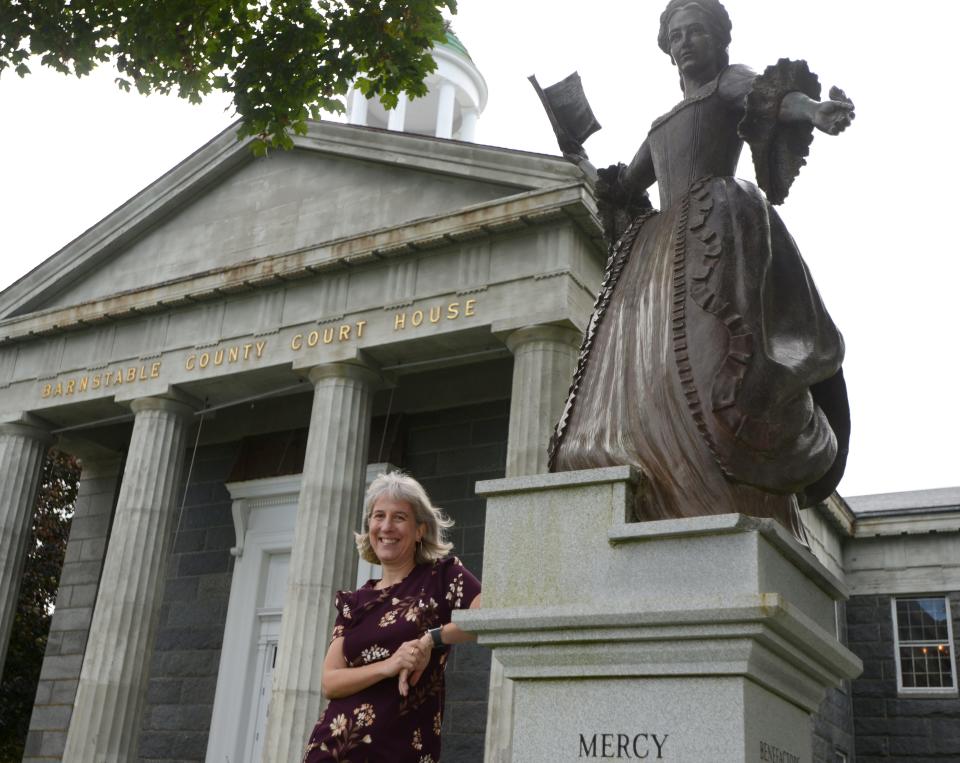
[[0, 118, 603, 762]]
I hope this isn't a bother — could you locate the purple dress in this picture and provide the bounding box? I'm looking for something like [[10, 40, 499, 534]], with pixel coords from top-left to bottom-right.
[[303, 557, 481, 763]]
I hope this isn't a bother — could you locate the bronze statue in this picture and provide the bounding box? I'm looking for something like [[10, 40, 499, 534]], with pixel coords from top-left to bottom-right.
[[543, 0, 855, 544]]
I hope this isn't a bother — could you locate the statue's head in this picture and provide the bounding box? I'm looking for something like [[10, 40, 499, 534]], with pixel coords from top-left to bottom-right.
[[658, 0, 731, 80]]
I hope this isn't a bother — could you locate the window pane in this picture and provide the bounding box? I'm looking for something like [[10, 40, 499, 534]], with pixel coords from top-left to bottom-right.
[[899, 645, 955, 689]]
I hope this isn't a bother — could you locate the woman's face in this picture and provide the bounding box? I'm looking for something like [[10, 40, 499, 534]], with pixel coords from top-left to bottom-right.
[[666, 6, 720, 82], [368, 496, 424, 567]]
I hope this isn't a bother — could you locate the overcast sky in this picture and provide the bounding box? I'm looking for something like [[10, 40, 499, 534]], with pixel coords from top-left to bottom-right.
[[0, 0, 957, 499]]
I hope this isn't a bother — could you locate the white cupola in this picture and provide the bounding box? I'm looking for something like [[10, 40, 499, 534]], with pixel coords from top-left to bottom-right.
[[346, 29, 487, 142]]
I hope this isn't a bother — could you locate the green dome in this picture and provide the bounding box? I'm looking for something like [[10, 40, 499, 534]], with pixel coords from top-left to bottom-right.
[[441, 29, 472, 61]]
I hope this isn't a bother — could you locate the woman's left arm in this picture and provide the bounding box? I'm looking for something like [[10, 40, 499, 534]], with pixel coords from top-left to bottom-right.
[[779, 91, 855, 135], [399, 595, 482, 694], [424, 593, 482, 648]]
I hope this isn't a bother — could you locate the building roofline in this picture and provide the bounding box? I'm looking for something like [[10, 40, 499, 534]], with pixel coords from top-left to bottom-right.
[[0, 119, 579, 321], [846, 485, 960, 515]]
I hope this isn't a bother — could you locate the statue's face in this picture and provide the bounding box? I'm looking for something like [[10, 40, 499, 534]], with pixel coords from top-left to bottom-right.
[[666, 6, 720, 82]]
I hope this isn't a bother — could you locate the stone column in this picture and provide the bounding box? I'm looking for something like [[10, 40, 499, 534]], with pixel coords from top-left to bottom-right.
[[0, 418, 51, 669], [349, 89, 369, 126], [459, 107, 479, 142], [387, 92, 408, 131], [435, 81, 457, 139], [486, 325, 581, 762], [263, 362, 378, 762], [504, 325, 581, 476], [63, 395, 193, 762]]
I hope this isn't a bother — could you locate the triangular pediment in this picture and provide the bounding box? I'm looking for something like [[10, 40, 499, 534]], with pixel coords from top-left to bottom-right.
[[0, 121, 577, 319]]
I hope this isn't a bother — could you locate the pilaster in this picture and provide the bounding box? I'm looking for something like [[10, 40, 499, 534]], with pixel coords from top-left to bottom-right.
[[485, 324, 581, 762], [504, 325, 581, 476], [262, 362, 378, 762], [63, 395, 194, 762], [0, 418, 52, 669]]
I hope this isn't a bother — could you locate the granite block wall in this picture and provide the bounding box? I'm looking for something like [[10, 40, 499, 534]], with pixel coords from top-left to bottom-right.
[[136, 441, 239, 763], [811, 601, 856, 762], [22, 457, 121, 763], [848, 592, 960, 761], [402, 398, 509, 763]]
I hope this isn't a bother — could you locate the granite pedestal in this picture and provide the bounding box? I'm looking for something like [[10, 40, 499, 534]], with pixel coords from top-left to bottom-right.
[[455, 467, 862, 762]]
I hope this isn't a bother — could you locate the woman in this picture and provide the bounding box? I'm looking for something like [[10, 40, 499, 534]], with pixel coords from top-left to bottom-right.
[[303, 472, 481, 763], [550, 0, 854, 544]]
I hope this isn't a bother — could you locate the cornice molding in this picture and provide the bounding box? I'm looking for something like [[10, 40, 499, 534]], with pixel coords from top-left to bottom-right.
[[0, 183, 600, 345]]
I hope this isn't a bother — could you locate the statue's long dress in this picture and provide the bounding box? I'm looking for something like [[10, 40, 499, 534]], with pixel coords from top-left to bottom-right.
[[551, 63, 849, 544]]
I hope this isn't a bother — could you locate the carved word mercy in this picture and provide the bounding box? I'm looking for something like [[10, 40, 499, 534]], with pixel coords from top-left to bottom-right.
[[579, 732, 669, 759]]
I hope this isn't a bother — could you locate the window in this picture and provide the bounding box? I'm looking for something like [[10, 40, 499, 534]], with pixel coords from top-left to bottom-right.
[[892, 596, 958, 693]]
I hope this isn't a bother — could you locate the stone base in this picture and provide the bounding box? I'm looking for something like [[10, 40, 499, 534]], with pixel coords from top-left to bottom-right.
[[455, 467, 862, 763]]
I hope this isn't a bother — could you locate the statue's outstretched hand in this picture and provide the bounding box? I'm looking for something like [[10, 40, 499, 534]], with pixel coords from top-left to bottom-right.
[[814, 87, 855, 135]]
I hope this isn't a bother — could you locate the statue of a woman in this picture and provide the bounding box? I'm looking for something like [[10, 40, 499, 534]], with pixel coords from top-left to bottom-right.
[[549, 0, 855, 544]]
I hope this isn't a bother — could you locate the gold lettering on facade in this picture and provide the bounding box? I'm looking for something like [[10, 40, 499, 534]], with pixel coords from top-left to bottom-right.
[[292, 321, 368, 349], [392, 299, 478, 333], [182, 341, 269, 375], [40, 360, 166, 399]]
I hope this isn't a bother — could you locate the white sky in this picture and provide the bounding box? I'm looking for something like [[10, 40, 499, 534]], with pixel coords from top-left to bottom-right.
[[0, 0, 957, 498]]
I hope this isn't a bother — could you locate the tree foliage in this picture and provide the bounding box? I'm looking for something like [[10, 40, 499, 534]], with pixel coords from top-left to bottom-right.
[[0, 450, 79, 762], [0, 0, 457, 152]]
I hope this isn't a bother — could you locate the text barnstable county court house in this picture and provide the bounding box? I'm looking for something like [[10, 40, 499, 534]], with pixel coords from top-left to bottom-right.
[[36, 299, 480, 401]]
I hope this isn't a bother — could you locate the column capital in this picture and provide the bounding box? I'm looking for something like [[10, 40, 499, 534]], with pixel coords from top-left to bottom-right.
[[0, 413, 53, 443], [127, 390, 198, 418], [505, 324, 582, 354], [306, 361, 380, 387]]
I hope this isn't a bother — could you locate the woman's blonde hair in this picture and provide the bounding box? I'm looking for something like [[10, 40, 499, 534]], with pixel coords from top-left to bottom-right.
[[355, 472, 454, 565]]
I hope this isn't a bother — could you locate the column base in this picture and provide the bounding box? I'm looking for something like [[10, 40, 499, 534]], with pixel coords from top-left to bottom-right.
[[456, 467, 862, 763]]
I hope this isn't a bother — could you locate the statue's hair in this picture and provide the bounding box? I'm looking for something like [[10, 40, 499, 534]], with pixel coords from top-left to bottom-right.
[[355, 471, 454, 565], [658, 0, 732, 72]]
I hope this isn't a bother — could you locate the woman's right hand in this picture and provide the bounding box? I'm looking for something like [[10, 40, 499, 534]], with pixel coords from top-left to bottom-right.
[[391, 638, 431, 696]]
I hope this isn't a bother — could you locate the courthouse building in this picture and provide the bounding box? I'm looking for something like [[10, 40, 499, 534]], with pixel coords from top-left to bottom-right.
[[1, 34, 957, 763]]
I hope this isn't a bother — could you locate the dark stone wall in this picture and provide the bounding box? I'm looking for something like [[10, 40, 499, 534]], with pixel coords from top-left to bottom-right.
[[848, 592, 960, 762], [812, 601, 856, 762], [401, 398, 509, 763], [23, 458, 121, 763], [137, 441, 239, 763]]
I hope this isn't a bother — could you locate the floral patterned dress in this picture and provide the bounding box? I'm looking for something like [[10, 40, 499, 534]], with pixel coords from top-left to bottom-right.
[[303, 557, 481, 763]]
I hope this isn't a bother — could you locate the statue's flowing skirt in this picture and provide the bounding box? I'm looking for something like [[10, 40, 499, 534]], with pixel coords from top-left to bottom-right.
[[553, 177, 847, 543]]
